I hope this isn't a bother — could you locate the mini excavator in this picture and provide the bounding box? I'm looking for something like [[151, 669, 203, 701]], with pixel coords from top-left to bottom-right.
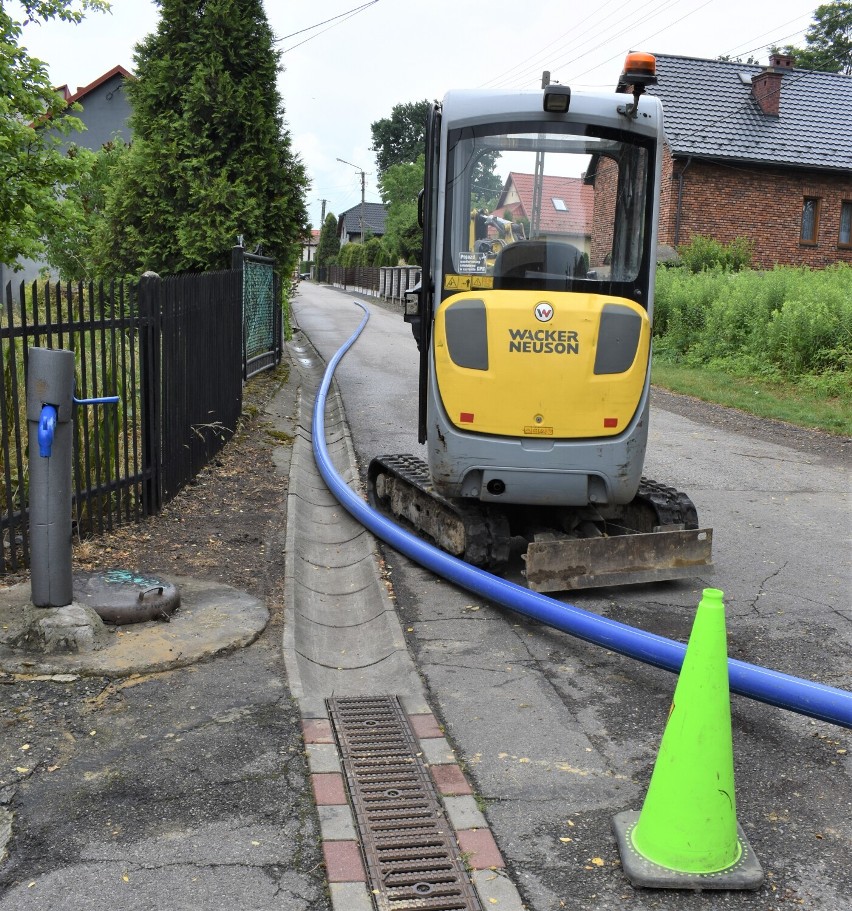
[[368, 54, 713, 592]]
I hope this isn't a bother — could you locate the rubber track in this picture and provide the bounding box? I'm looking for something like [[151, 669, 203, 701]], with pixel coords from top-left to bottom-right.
[[368, 454, 510, 569]]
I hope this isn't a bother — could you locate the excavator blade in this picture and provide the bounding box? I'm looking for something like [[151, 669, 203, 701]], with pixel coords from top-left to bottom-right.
[[524, 526, 713, 593]]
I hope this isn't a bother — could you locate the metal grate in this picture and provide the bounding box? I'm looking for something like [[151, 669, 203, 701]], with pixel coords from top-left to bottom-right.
[[327, 696, 482, 911]]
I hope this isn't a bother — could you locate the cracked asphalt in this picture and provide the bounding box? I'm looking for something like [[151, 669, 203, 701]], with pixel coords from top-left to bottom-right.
[[0, 647, 330, 911]]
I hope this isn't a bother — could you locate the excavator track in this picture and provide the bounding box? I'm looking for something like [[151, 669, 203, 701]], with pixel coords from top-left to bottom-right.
[[631, 477, 700, 530], [367, 454, 712, 591], [368, 454, 510, 569]]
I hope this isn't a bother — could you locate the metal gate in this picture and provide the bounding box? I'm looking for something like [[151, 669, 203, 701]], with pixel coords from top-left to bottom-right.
[[233, 245, 282, 380]]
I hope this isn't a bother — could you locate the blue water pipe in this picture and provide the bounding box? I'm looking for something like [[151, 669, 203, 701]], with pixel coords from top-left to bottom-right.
[[74, 395, 120, 406], [38, 398, 118, 459], [308, 301, 852, 730]]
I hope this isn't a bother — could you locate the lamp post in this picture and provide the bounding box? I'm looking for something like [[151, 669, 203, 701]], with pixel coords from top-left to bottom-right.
[[336, 157, 366, 244]]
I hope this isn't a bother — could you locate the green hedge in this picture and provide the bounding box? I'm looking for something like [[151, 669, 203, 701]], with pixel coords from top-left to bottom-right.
[[653, 264, 852, 394]]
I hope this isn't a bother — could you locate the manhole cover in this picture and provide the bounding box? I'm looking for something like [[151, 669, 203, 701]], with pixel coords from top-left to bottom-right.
[[74, 570, 180, 625], [328, 696, 482, 911]]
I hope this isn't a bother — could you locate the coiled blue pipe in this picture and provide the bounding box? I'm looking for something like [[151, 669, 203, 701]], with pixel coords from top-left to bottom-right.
[[310, 301, 852, 729]]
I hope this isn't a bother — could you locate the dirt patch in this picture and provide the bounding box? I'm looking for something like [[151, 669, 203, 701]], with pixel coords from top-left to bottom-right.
[[51, 363, 291, 609]]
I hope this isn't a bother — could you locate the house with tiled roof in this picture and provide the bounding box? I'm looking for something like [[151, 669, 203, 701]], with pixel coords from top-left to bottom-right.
[[51, 65, 134, 151], [337, 202, 388, 244], [493, 173, 594, 254], [621, 53, 852, 268]]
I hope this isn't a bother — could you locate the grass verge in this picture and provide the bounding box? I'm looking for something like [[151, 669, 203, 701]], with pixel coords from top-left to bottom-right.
[[650, 359, 852, 437]]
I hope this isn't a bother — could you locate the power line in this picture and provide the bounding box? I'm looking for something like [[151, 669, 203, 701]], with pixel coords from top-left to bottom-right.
[[562, 0, 714, 85], [556, 0, 695, 83], [478, 0, 628, 88], [722, 12, 812, 58], [278, 0, 379, 53], [486, 0, 692, 89], [724, 27, 811, 61]]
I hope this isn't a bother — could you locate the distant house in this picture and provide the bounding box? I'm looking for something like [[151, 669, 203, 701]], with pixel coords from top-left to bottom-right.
[[300, 229, 320, 273], [51, 65, 134, 152], [337, 202, 387, 245], [1, 65, 134, 286], [492, 173, 594, 254], [624, 53, 852, 269]]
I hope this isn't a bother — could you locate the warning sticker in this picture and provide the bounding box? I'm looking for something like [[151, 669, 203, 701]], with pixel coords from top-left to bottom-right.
[[471, 275, 494, 289], [444, 274, 472, 291], [457, 251, 487, 274]]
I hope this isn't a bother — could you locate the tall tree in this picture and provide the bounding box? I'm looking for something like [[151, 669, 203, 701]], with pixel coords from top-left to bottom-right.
[[0, 0, 109, 267], [371, 100, 431, 179], [775, 1, 852, 74], [316, 212, 340, 271], [378, 156, 424, 264], [100, 0, 309, 277]]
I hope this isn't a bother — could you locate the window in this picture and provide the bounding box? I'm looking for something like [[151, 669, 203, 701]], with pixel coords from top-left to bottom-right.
[[551, 197, 567, 211], [800, 197, 820, 244], [840, 201, 852, 248]]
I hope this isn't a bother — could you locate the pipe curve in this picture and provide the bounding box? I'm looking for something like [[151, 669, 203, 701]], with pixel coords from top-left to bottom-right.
[[309, 301, 852, 729]]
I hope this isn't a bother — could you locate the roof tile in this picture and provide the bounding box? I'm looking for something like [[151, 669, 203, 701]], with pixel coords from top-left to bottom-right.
[[643, 54, 852, 172]]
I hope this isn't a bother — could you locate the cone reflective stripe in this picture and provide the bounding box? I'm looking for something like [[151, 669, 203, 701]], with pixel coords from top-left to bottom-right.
[[632, 587, 739, 871], [612, 588, 764, 889]]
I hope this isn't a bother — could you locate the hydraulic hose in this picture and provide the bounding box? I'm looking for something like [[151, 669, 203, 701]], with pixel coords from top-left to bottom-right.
[[309, 301, 852, 729]]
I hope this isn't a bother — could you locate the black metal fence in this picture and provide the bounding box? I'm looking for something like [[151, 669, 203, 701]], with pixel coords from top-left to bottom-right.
[[1, 254, 278, 576], [1, 278, 148, 573], [139, 270, 244, 508]]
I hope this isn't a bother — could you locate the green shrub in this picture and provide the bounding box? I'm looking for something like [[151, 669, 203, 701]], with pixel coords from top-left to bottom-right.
[[652, 263, 852, 380], [676, 235, 754, 273]]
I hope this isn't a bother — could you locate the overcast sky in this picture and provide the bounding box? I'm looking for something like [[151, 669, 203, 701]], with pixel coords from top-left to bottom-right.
[[15, 0, 817, 232]]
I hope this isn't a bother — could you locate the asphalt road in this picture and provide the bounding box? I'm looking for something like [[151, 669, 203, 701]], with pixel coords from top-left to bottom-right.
[[293, 280, 851, 911]]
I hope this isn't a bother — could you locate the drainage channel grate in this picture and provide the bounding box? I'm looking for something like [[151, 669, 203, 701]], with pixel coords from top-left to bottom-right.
[[327, 696, 482, 911]]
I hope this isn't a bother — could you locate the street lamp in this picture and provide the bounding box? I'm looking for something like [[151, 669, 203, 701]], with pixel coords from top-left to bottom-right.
[[336, 157, 366, 244]]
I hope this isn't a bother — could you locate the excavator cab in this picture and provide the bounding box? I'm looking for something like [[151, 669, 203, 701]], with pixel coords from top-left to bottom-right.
[[376, 57, 713, 591]]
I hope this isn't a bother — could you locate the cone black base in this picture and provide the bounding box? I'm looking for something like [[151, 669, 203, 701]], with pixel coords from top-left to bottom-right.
[[613, 811, 764, 891]]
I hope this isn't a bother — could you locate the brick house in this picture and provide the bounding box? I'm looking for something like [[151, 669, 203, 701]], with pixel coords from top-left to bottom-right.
[[622, 53, 852, 269], [492, 173, 594, 255]]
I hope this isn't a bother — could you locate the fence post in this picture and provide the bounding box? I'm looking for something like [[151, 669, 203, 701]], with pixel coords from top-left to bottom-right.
[[138, 272, 162, 516], [232, 243, 247, 380]]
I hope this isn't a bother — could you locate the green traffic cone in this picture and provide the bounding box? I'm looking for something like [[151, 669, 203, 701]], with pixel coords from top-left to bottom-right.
[[612, 588, 764, 890]]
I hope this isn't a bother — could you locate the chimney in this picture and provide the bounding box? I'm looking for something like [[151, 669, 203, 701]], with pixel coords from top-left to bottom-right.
[[751, 56, 793, 116], [769, 52, 795, 70]]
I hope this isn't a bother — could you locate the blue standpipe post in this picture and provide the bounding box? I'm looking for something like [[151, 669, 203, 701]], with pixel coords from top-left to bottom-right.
[[27, 348, 76, 607], [26, 347, 120, 608]]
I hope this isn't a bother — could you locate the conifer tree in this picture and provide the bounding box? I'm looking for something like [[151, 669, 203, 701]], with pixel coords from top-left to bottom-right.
[[100, 0, 308, 276], [316, 212, 340, 272]]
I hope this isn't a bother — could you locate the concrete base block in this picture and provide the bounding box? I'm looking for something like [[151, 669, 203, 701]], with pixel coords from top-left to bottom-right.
[[3, 602, 108, 654]]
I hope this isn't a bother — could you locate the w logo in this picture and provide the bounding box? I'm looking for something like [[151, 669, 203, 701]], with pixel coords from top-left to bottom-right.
[[534, 303, 553, 322]]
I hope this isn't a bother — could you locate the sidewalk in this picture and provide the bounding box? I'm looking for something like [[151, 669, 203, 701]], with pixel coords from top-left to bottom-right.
[[0, 360, 331, 911]]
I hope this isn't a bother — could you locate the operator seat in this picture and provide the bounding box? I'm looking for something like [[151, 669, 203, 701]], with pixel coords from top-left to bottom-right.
[[492, 240, 587, 286]]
